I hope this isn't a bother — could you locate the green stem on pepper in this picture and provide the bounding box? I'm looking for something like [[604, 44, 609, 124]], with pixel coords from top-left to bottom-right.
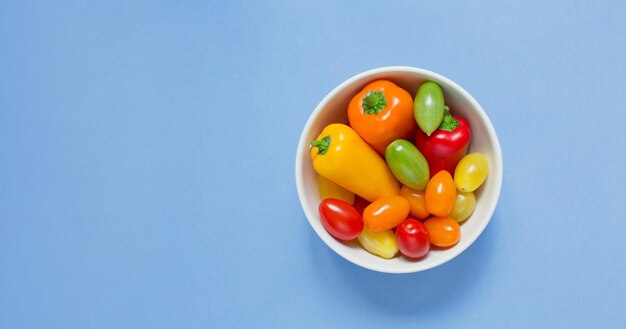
[[310, 136, 331, 155], [362, 91, 387, 114], [438, 106, 460, 131]]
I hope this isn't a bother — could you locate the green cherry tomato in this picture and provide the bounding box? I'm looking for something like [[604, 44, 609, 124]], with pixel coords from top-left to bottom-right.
[[414, 81, 445, 136], [454, 153, 489, 192], [385, 140, 430, 190], [449, 191, 476, 222]]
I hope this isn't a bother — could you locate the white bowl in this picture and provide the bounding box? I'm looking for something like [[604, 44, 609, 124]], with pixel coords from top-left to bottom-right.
[[295, 66, 503, 273]]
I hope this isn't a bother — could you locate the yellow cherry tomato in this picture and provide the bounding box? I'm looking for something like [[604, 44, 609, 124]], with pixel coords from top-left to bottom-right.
[[423, 217, 460, 247], [357, 227, 398, 259], [449, 191, 476, 223], [363, 196, 410, 232], [317, 175, 355, 204], [454, 153, 489, 192], [425, 171, 456, 217], [399, 186, 429, 219]]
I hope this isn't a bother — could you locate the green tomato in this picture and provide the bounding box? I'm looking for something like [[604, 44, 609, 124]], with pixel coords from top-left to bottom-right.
[[414, 81, 445, 136], [449, 191, 476, 222], [385, 139, 430, 190], [454, 153, 489, 192]]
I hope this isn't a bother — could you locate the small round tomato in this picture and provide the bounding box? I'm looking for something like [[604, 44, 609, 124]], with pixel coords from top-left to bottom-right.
[[449, 191, 476, 223], [363, 196, 410, 232], [319, 198, 363, 240], [352, 195, 370, 216], [454, 153, 489, 192], [385, 140, 430, 190], [414, 81, 445, 136], [396, 218, 430, 258], [423, 217, 460, 247], [425, 170, 457, 217], [399, 186, 429, 219], [358, 227, 398, 259]]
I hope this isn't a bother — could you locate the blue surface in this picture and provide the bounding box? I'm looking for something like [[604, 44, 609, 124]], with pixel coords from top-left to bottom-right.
[[1, 1, 626, 328]]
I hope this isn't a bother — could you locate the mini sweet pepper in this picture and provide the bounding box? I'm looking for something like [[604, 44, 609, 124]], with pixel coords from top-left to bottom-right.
[[310, 124, 399, 202]]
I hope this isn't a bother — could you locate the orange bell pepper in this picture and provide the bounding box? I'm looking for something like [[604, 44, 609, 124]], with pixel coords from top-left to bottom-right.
[[347, 80, 416, 154], [310, 124, 399, 202]]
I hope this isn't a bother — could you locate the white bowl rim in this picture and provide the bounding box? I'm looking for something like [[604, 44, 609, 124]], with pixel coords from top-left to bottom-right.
[[295, 66, 503, 273]]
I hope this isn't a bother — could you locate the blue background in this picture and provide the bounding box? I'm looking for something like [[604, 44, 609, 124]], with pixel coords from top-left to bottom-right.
[[2, 1, 625, 328]]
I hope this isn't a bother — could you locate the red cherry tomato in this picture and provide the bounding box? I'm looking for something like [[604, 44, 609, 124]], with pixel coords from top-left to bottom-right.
[[319, 198, 364, 240], [352, 195, 371, 216], [396, 218, 430, 258]]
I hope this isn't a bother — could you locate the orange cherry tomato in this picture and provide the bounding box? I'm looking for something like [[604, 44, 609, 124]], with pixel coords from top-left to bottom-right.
[[347, 80, 416, 154], [363, 196, 410, 232], [399, 186, 429, 219], [425, 170, 456, 217], [423, 217, 460, 247]]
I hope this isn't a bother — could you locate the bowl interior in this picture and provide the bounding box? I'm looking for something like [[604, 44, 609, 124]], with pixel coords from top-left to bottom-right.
[[296, 67, 502, 273]]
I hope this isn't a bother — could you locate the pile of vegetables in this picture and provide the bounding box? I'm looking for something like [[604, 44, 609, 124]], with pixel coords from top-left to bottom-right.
[[310, 80, 489, 259]]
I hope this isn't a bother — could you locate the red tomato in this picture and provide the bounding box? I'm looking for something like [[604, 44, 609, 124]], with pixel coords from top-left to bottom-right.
[[415, 109, 471, 177], [352, 195, 370, 215], [396, 218, 430, 258], [319, 198, 364, 240]]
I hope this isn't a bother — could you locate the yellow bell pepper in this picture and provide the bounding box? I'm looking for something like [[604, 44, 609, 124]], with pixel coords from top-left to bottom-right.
[[310, 123, 399, 202]]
